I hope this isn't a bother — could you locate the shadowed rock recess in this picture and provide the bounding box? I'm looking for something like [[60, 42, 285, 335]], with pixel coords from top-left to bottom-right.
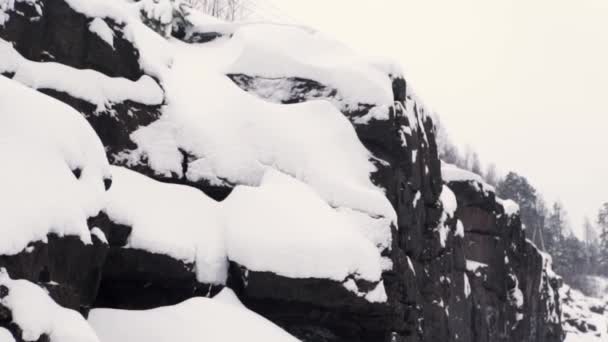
[[0, 1, 563, 342]]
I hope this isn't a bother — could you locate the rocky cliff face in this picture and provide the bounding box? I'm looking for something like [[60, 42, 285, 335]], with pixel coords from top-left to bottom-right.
[[0, 1, 564, 342], [444, 169, 563, 342]]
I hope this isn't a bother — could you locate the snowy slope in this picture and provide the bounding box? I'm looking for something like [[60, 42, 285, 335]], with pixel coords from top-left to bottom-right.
[[0, 328, 14, 342], [562, 286, 608, 342], [89, 289, 300, 342]]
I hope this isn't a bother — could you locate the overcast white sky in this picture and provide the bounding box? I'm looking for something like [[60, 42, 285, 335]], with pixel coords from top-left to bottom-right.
[[255, 0, 608, 238]]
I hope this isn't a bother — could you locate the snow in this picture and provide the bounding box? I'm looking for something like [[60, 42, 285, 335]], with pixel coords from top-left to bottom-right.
[[342, 279, 387, 303], [0, 328, 14, 342], [89, 296, 300, 342], [512, 287, 524, 308], [0, 269, 100, 342], [0, 0, 14, 26], [3, 0, 398, 303], [564, 334, 604, 342], [61, 0, 127, 20], [440, 185, 457, 215], [227, 24, 394, 108], [579, 275, 608, 298], [212, 288, 244, 308], [0, 76, 110, 255], [435, 185, 457, 247], [121, 36, 396, 223], [413, 191, 421, 207], [89, 18, 115, 48], [90, 227, 108, 244], [455, 220, 465, 238], [0, 39, 164, 111], [0, 0, 41, 26], [139, 0, 174, 26], [464, 273, 471, 298], [562, 285, 607, 342], [223, 169, 389, 283], [441, 162, 495, 193], [103, 166, 226, 284], [497, 198, 520, 216], [466, 260, 488, 276], [103, 167, 389, 297], [407, 256, 416, 276]]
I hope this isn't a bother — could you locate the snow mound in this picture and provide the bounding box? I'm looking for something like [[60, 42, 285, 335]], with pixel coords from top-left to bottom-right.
[[497, 198, 520, 216], [0, 76, 110, 255], [226, 23, 395, 108], [120, 37, 396, 223], [0, 269, 100, 342], [104, 167, 389, 295], [223, 169, 390, 283], [441, 161, 496, 193], [103, 166, 226, 284], [0, 39, 164, 111], [212, 288, 244, 308], [0, 328, 14, 342], [89, 296, 300, 342]]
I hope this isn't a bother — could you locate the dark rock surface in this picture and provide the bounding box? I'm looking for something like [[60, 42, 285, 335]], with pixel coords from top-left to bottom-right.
[[446, 178, 564, 342], [0, 0, 142, 81], [0, 235, 108, 314]]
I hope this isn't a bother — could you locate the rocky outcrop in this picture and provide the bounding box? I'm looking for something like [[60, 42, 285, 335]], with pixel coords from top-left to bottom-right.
[[445, 173, 563, 342], [0, 1, 565, 342], [0, 0, 142, 80], [0, 235, 108, 314]]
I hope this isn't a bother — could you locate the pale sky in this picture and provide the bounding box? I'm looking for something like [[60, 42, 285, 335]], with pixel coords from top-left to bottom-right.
[[253, 0, 608, 238]]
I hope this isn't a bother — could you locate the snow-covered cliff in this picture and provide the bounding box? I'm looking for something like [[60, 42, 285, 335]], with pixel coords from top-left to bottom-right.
[[0, 1, 567, 341]]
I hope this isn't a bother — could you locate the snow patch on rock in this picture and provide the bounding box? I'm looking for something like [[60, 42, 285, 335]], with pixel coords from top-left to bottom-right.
[[223, 169, 389, 283], [104, 166, 226, 284], [0, 328, 14, 342], [89, 18, 115, 48], [441, 161, 495, 194], [0, 40, 164, 111], [0, 269, 100, 342], [227, 24, 394, 108], [0, 76, 110, 255]]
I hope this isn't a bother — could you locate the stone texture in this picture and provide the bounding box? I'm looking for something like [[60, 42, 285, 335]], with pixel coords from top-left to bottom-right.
[[446, 178, 564, 342]]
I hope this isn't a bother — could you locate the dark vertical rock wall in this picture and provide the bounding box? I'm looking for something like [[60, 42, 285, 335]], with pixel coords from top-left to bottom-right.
[[445, 179, 563, 342]]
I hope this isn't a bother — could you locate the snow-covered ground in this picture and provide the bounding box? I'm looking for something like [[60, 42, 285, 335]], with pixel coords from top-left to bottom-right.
[[562, 285, 608, 342], [89, 288, 300, 342]]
